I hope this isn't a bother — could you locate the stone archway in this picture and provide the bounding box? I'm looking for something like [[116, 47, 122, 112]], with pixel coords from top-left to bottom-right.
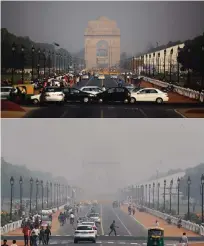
[[84, 16, 120, 69]]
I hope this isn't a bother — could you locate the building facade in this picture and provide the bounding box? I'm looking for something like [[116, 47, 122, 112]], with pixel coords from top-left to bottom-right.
[[84, 16, 120, 69]]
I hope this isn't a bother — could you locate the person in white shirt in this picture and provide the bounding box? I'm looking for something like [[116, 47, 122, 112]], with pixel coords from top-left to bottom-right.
[[155, 220, 159, 227], [31, 226, 39, 246], [180, 232, 188, 245]]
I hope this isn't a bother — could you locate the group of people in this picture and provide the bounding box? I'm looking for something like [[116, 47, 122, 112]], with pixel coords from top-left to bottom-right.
[[128, 204, 136, 215], [22, 224, 51, 246]]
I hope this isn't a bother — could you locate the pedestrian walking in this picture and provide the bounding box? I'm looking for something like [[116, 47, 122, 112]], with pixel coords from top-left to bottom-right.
[[30, 226, 39, 246], [44, 226, 51, 245], [39, 227, 46, 245], [109, 220, 119, 236], [22, 224, 30, 246]]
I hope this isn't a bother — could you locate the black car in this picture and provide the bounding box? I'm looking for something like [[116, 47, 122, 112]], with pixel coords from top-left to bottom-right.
[[63, 87, 96, 103], [95, 87, 131, 103]]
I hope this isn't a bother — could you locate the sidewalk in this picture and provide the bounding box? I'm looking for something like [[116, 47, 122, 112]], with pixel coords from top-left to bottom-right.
[[3, 208, 64, 236], [121, 205, 201, 237]]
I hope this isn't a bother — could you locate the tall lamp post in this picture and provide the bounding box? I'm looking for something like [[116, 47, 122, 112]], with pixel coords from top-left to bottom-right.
[[157, 182, 160, 210], [201, 46, 204, 89], [145, 184, 147, 205], [187, 176, 191, 220], [201, 174, 204, 223], [21, 45, 25, 83], [11, 43, 16, 84], [187, 48, 191, 86], [164, 179, 166, 211], [153, 182, 155, 208], [145, 55, 148, 75], [41, 180, 44, 209], [163, 49, 166, 79], [10, 176, 14, 221], [36, 179, 39, 212], [46, 181, 49, 208], [30, 177, 33, 214], [50, 182, 52, 207], [48, 51, 51, 77], [31, 46, 35, 81], [177, 47, 180, 84], [169, 48, 173, 83], [19, 176, 23, 217], [169, 179, 173, 213], [177, 177, 180, 215], [57, 183, 59, 208], [153, 53, 155, 77], [43, 49, 46, 78], [149, 54, 151, 76], [149, 184, 151, 207], [54, 183, 56, 206], [157, 52, 160, 75]]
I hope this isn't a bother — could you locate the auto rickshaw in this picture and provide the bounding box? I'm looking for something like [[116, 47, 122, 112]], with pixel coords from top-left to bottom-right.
[[147, 227, 164, 246], [8, 84, 35, 103]]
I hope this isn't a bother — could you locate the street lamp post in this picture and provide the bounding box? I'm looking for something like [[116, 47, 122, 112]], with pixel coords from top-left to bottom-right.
[[201, 174, 204, 223], [153, 53, 155, 77], [132, 57, 135, 73], [201, 46, 204, 89], [177, 177, 180, 215], [48, 51, 51, 77], [169, 179, 173, 213], [41, 180, 44, 209], [37, 49, 41, 79], [21, 45, 25, 83], [11, 43, 16, 84], [169, 48, 173, 83], [157, 182, 160, 210], [177, 47, 180, 84], [43, 49, 46, 78], [46, 181, 49, 208], [153, 182, 155, 208], [54, 183, 56, 206], [145, 55, 148, 75], [57, 183, 59, 208], [145, 184, 147, 205], [29, 177, 33, 214], [10, 176, 14, 221], [164, 49, 166, 79], [52, 51, 55, 74], [149, 54, 151, 76], [19, 176, 23, 217], [157, 53, 160, 75], [187, 48, 191, 86], [50, 182, 52, 207], [31, 46, 35, 81], [149, 184, 151, 208], [187, 176, 191, 220], [164, 180, 166, 211], [36, 179, 39, 212]]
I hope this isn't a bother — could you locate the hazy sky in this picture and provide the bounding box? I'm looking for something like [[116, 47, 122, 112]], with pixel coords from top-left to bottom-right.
[[1, 1, 204, 54], [1, 119, 204, 195]]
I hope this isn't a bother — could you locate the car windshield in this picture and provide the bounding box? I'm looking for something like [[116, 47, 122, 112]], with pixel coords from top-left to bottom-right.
[[82, 222, 94, 225], [77, 226, 92, 230], [89, 213, 99, 217], [45, 88, 62, 92], [149, 230, 163, 236]]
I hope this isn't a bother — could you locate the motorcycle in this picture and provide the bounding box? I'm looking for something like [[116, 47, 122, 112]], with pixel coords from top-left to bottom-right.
[[166, 217, 171, 224]]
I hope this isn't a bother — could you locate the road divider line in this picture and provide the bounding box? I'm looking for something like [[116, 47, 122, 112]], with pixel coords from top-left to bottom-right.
[[130, 215, 148, 232], [111, 208, 132, 236], [85, 76, 94, 86], [100, 204, 105, 235]]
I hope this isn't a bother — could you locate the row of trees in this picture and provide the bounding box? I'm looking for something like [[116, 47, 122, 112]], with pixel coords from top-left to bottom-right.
[[1, 157, 69, 201], [1, 28, 72, 72]]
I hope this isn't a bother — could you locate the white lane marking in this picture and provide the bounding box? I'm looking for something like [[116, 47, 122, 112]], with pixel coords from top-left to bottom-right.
[[174, 109, 186, 118], [49, 241, 58, 244], [138, 108, 148, 117], [142, 243, 147, 245], [111, 208, 132, 236], [130, 215, 148, 231], [85, 76, 95, 86], [97, 241, 102, 243], [61, 240, 69, 244], [118, 242, 126, 244], [107, 242, 114, 244], [130, 243, 138, 245], [100, 204, 105, 235], [55, 235, 61, 236]]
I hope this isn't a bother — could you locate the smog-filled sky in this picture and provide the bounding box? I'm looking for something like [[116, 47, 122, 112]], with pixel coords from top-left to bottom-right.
[[1, 120, 204, 196], [1, 1, 204, 55]]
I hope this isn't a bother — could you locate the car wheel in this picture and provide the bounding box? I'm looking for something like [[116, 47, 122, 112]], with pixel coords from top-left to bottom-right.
[[98, 98, 103, 103], [156, 97, 163, 104], [33, 99, 39, 105], [84, 97, 89, 103], [130, 97, 136, 104], [74, 240, 78, 244], [92, 240, 96, 243]]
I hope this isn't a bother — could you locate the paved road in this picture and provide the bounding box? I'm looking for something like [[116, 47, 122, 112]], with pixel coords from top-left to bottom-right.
[[24, 76, 203, 118]]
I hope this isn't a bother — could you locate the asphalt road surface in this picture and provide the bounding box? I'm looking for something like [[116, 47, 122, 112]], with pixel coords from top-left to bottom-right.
[[25, 76, 203, 118]]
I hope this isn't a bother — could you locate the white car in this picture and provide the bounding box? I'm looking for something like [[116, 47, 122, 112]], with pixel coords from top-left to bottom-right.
[[98, 74, 105, 80], [40, 87, 65, 104], [79, 221, 98, 236], [31, 94, 41, 105], [1, 86, 12, 99], [82, 75, 89, 80], [88, 213, 101, 224], [80, 86, 103, 95], [110, 75, 118, 79], [130, 88, 169, 104], [74, 225, 96, 243]]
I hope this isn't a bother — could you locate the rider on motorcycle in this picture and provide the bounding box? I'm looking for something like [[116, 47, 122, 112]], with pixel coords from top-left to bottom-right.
[[70, 212, 75, 224]]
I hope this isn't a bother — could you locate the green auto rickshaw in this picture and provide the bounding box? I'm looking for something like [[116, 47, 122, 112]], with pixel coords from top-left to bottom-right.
[[147, 227, 164, 246]]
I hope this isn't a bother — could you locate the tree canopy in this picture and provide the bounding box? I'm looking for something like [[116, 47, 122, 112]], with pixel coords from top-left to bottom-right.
[[1, 28, 72, 71], [1, 157, 69, 200]]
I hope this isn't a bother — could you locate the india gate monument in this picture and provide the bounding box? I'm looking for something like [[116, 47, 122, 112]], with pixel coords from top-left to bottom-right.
[[84, 16, 120, 69]]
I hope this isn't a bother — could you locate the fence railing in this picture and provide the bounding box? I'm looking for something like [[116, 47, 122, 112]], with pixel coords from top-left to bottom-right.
[[143, 206, 204, 236], [0, 203, 68, 235], [143, 77, 204, 103]]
